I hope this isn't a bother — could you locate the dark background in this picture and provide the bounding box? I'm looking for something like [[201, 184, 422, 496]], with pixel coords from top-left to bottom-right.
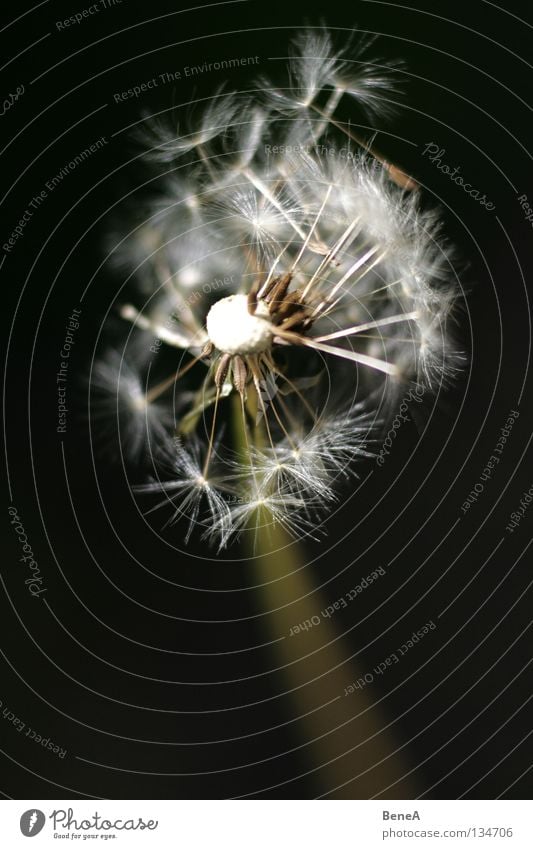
[[1, 0, 532, 799]]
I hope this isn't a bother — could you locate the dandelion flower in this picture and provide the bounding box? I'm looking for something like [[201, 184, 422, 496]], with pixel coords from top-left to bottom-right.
[[94, 29, 461, 548]]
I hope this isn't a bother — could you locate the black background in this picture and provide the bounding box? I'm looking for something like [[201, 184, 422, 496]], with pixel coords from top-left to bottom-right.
[[1, 0, 532, 799]]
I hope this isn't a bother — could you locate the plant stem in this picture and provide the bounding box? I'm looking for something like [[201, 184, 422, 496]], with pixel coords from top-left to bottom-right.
[[231, 392, 417, 798]]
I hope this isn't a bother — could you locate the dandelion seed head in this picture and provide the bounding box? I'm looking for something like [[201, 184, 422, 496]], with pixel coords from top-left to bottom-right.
[[96, 29, 463, 548]]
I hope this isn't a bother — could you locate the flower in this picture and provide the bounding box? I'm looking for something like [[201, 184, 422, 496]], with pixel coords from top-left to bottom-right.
[[95, 30, 462, 548]]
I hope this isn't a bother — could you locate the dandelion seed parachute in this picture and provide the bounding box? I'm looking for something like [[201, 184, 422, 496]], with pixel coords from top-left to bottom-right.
[[90, 348, 175, 461], [95, 30, 461, 548]]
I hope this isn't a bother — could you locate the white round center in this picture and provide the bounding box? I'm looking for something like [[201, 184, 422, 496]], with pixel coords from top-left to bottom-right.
[[206, 294, 273, 355]]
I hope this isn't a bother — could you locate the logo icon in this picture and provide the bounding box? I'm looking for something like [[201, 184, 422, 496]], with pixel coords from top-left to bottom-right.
[[20, 810, 45, 837]]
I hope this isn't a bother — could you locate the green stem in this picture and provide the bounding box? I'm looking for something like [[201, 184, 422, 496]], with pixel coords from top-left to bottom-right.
[[231, 391, 417, 798]]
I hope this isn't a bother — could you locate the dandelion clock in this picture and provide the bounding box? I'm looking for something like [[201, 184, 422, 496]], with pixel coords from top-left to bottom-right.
[[93, 31, 461, 552]]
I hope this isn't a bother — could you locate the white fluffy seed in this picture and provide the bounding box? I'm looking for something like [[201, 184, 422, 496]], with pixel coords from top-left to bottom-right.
[[206, 294, 273, 355]]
